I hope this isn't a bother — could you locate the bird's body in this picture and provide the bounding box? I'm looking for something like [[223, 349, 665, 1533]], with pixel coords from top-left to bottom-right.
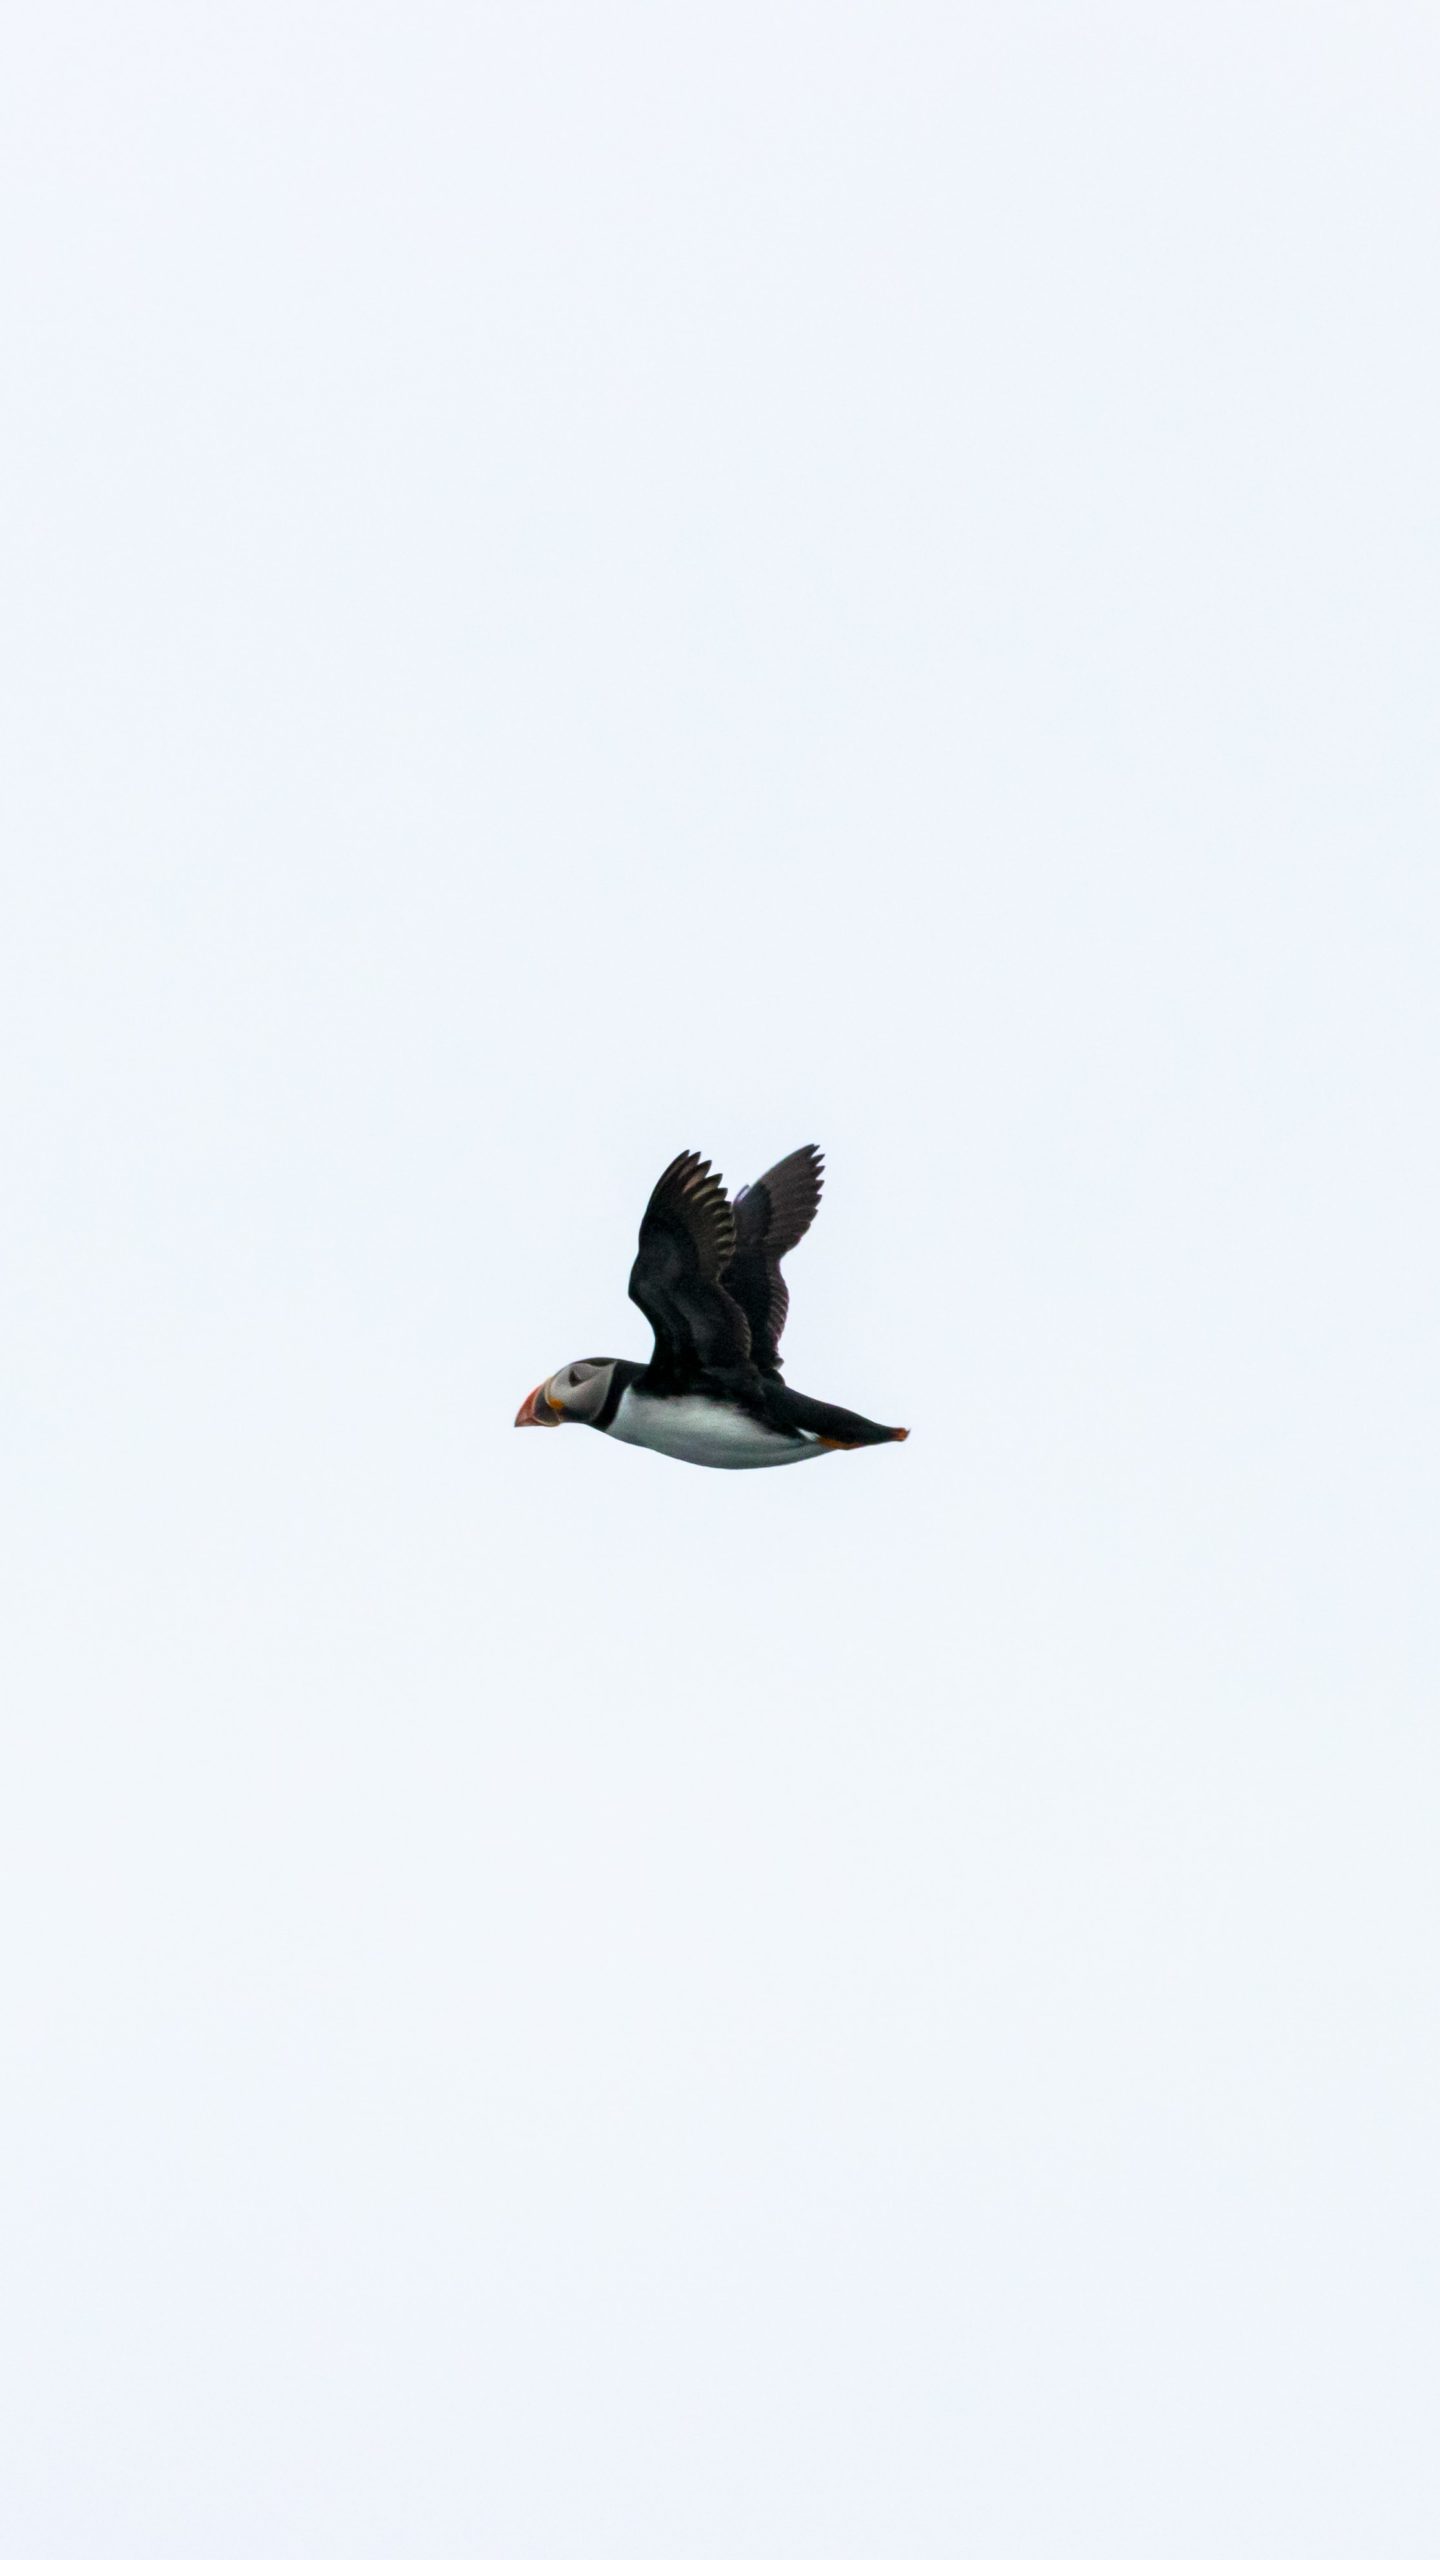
[[606, 1381, 821, 1469], [515, 1145, 907, 1470]]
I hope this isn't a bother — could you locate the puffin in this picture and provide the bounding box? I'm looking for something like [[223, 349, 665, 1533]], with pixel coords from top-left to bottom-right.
[[514, 1145, 909, 1469]]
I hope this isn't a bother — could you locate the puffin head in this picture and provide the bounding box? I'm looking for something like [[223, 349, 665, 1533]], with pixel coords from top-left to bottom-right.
[[514, 1358, 618, 1429]]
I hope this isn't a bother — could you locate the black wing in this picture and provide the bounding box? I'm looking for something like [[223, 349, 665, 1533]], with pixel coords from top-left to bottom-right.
[[725, 1144, 824, 1373], [628, 1151, 753, 1385]]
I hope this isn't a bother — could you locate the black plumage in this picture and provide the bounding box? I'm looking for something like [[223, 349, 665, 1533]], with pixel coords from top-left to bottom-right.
[[623, 1143, 904, 1448], [726, 1144, 824, 1372], [627, 1152, 751, 1386]]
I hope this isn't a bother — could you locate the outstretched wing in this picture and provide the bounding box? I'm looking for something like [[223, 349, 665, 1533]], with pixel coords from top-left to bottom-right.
[[628, 1151, 753, 1384], [724, 1144, 824, 1373]]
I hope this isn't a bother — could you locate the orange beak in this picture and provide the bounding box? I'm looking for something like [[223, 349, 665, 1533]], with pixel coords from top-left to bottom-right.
[[514, 1382, 561, 1428]]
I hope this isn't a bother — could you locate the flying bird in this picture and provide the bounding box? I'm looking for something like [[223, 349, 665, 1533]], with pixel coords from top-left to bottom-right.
[[515, 1145, 909, 1468]]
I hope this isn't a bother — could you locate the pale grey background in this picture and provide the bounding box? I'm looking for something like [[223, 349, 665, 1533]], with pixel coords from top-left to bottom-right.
[[3, 3, 1437, 2553]]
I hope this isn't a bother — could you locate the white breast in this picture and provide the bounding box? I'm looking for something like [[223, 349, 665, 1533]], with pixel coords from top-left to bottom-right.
[[605, 1386, 827, 1469]]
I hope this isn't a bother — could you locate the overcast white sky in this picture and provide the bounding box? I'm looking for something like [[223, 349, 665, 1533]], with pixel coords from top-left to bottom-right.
[[3, 2, 1438, 2552]]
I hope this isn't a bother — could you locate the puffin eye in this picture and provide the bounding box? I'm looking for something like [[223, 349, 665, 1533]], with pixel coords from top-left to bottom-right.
[[568, 1367, 580, 1385]]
